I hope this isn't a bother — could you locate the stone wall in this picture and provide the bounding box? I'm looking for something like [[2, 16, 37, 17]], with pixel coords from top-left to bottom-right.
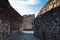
[[34, 0, 60, 40], [23, 14, 35, 30], [0, 0, 23, 40], [37, 0, 60, 16], [0, 20, 10, 40], [34, 6, 60, 40]]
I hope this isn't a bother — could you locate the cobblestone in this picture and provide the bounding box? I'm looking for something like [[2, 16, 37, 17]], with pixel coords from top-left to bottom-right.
[[6, 31, 40, 40]]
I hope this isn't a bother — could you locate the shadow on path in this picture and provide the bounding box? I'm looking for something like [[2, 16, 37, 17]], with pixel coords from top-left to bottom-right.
[[6, 31, 40, 40]]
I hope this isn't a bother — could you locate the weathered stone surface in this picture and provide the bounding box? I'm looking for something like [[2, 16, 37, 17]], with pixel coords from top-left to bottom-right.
[[0, 20, 10, 40], [6, 31, 40, 40], [37, 0, 60, 16], [34, 0, 60, 40], [0, 0, 23, 40], [35, 6, 60, 40], [23, 14, 35, 30]]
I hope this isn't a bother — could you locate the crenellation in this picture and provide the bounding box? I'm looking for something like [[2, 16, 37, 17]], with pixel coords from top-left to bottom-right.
[[37, 0, 60, 16]]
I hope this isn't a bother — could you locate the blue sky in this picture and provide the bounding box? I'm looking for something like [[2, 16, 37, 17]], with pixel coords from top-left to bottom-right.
[[9, 0, 49, 17]]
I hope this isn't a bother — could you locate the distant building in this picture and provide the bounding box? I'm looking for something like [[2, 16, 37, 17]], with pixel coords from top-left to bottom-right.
[[34, 0, 60, 40], [23, 14, 35, 30]]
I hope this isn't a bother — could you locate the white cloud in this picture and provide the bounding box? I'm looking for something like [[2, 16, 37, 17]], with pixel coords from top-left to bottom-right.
[[9, 0, 40, 5], [18, 0, 40, 5], [35, 14, 37, 17], [8, 0, 39, 16]]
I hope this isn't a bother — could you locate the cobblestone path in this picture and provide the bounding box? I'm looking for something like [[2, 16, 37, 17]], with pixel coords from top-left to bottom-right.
[[6, 31, 40, 40]]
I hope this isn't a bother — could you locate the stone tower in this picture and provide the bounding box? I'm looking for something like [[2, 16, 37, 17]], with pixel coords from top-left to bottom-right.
[[23, 14, 35, 30]]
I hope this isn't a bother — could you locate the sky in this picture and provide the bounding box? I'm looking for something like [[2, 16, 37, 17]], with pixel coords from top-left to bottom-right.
[[9, 0, 49, 17]]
